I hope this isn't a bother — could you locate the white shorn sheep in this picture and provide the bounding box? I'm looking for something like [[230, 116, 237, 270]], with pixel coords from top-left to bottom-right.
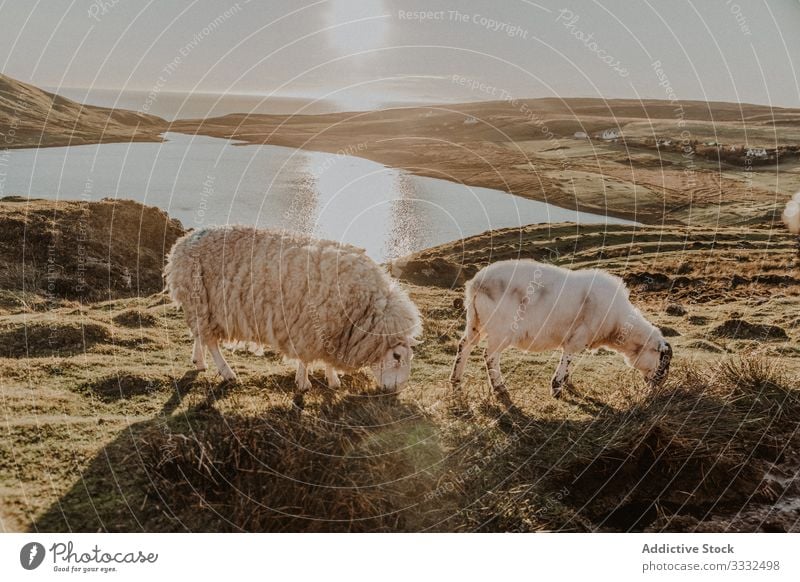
[[165, 226, 422, 408], [450, 260, 672, 406]]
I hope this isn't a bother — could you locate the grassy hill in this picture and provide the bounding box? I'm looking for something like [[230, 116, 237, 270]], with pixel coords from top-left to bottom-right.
[[171, 97, 800, 227], [0, 74, 166, 149], [1, 200, 798, 532]]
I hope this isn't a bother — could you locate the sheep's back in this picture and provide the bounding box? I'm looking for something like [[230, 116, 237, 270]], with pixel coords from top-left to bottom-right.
[[168, 226, 390, 363], [468, 260, 634, 349]]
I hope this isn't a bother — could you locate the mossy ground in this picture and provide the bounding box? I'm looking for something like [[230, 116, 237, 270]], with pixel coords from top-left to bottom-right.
[[2, 222, 799, 532]]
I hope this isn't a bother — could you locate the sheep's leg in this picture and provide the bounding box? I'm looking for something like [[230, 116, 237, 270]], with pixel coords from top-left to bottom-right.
[[325, 364, 341, 389], [484, 345, 514, 408], [207, 339, 237, 381], [552, 325, 590, 398], [551, 352, 573, 399], [191, 337, 207, 371], [293, 362, 313, 409], [450, 329, 480, 389]]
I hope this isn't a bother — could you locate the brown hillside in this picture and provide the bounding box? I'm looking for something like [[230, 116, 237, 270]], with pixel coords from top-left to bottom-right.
[[0, 197, 185, 302], [0, 74, 166, 149]]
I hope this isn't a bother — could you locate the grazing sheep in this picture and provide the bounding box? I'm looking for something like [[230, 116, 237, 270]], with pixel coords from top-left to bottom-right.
[[782, 193, 800, 255], [165, 226, 422, 408], [450, 260, 672, 405]]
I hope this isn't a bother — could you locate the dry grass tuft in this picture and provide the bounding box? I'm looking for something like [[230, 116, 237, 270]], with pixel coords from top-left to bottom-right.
[[558, 357, 799, 531], [134, 354, 799, 532], [140, 395, 441, 532]]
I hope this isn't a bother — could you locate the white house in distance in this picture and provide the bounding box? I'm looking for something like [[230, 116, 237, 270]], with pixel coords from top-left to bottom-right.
[[598, 129, 620, 140], [463, 117, 478, 126], [573, 131, 588, 139], [746, 147, 768, 158]]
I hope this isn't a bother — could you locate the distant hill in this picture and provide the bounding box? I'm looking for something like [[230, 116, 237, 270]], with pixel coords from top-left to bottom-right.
[[0, 74, 166, 149]]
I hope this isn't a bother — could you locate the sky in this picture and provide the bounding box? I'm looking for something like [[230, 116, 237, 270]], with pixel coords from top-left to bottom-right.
[[1, 0, 799, 109]]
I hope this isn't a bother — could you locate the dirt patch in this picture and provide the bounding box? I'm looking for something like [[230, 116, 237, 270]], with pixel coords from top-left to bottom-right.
[[0, 320, 111, 358], [112, 310, 159, 328], [711, 319, 789, 341]]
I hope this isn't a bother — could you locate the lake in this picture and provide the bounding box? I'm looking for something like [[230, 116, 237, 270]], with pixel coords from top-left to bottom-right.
[[0, 132, 634, 262]]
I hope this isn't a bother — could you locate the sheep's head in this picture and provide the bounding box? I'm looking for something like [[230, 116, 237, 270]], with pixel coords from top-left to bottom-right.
[[636, 339, 672, 388], [370, 337, 420, 392], [626, 333, 673, 388]]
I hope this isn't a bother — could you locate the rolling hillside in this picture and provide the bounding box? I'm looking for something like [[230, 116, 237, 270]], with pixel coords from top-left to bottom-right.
[[0, 74, 166, 148]]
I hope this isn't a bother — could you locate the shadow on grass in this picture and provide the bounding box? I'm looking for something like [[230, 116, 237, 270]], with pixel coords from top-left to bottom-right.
[[425, 359, 800, 533], [30, 371, 441, 532], [31, 358, 800, 532]]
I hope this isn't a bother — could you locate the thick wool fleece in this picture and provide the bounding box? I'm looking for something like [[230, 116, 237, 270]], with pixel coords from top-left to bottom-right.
[[783, 193, 800, 235], [165, 226, 421, 370]]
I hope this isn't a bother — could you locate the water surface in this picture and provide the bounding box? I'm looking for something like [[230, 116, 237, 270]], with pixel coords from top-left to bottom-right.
[[0, 132, 634, 261]]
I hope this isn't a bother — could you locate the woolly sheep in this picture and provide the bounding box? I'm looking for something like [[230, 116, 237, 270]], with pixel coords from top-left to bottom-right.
[[165, 226, 422, 408], [450, 260, 672, 406], [782, 192, 800, 235]]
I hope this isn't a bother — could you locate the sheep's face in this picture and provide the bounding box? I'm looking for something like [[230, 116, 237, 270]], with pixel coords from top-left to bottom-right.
[[370, 341, 416, 392], [634, 339, 672, 387]]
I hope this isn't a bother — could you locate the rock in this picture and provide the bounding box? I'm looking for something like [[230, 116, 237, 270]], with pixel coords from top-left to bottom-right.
[[623, 272, 672, 292], [711, 319, 789, 341], [730, 275, 749, 288], [112, 309, 159, 328], [687, 340, 725, 353], [756, 274, 800, 286], [659, 326, 681, 338], [688, 315, 709, 325], [672, 276, 696, 288], [665, 303, 687, 316]]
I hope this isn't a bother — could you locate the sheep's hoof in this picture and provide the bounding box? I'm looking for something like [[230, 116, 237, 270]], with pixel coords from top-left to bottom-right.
[[551, 379, 564, 399], [494, 388, 515, 409]]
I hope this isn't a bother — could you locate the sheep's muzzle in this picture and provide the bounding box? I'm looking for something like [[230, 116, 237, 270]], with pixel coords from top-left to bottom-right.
[[651, 342, 673, 386]]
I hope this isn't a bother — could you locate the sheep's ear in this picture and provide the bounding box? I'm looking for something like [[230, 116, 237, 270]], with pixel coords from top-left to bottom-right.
[[406, 336, 422, 347]]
